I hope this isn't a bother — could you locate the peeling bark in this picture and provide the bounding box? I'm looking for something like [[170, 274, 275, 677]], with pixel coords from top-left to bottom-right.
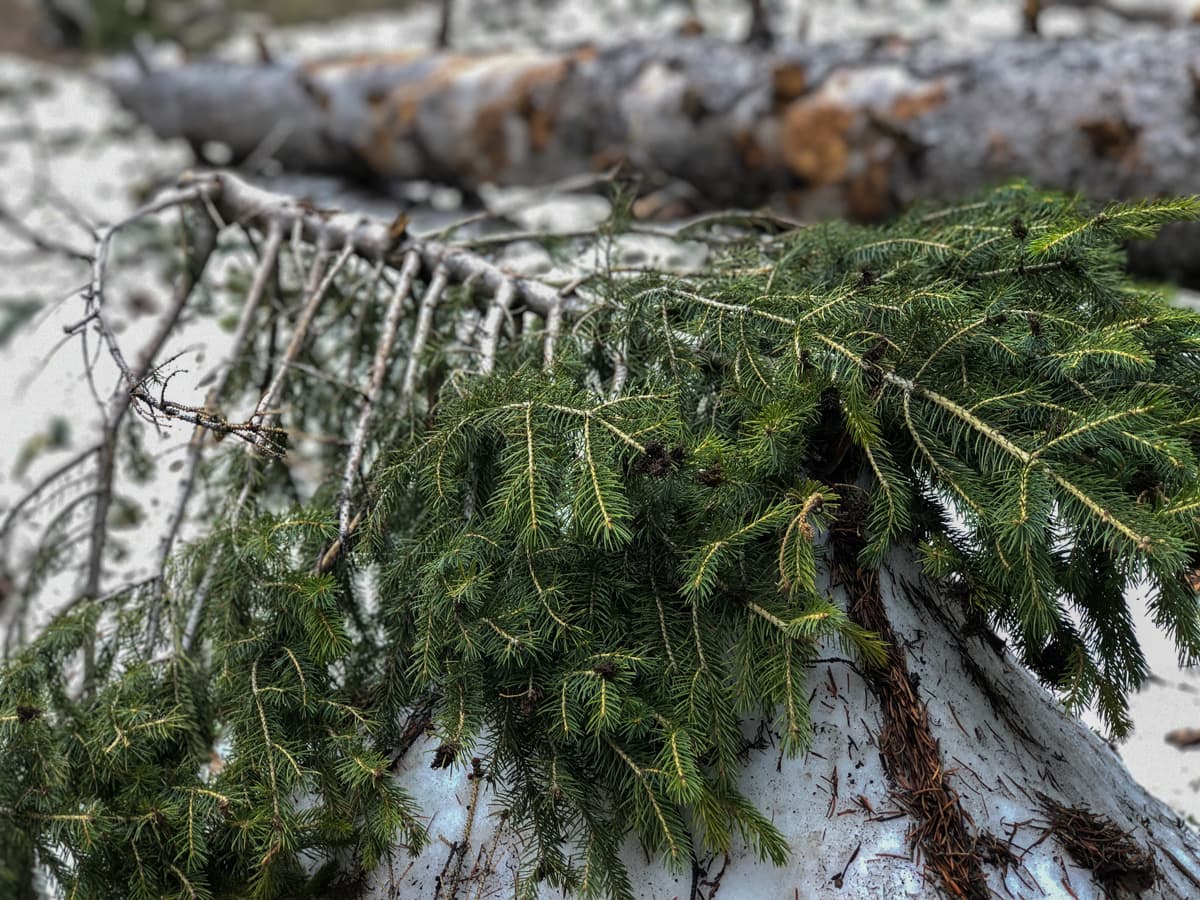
[[110, 30, 1200, 282]]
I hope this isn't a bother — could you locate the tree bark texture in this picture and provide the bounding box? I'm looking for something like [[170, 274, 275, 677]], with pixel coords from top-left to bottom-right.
[[109, 30, 1200, 282]]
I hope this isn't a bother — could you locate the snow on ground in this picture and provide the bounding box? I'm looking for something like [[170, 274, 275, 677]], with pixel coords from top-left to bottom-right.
[[2, 0, 1200, 841]]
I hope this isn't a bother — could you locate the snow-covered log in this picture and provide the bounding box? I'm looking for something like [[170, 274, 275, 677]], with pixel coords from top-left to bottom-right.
[[378, 541, 1200, 899], [110, 29, 1200, 281]]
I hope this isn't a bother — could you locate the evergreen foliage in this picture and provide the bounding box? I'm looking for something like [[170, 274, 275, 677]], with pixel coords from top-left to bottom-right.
[[4, 184, 1200, 896]]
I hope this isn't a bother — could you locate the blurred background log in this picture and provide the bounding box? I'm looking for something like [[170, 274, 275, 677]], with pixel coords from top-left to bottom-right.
[[108, 29, 1200, 283]]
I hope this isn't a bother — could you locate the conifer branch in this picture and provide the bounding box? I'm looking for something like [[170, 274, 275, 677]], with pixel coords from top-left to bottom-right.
[[7, 178, 1200, 895]]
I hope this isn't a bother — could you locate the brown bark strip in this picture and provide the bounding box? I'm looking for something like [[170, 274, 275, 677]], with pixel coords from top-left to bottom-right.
[[829, 519, 989, 899]]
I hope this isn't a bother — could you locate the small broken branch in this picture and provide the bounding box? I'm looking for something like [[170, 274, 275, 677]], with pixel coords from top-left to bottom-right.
[[179, 171, 583, 319], [83, 207, 217, 605], [0, 443, 100, 551], [147, 220, 285, 649], [250, 236, 354, 449], [398, 264, 449, 416]]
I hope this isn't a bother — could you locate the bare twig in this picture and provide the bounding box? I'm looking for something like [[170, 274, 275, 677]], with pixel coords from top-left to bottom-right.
[[400, 265, 449, 410], [338, 250, 421, 540], [84, 207, 217, 600], [251, 235, 355, 442], [479, 280, 515, 375], [543, 292, 564, 371], [2, 485, 102, 657], [287, 361, 369, 399], [609, 341, 628, 399], [86, 186, 209, 392], [80, 206, 217, 682], [0, 202, 91, 262], [0, 443, 100, 551], [146, 220, 285, 650], [420, 166, 621, 242], [318, 509, 364, 575], [343, 259, 387, 384]]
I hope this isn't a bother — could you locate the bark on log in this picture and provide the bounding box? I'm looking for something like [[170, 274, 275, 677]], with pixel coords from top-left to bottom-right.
[[109, 30, 1200, 282]]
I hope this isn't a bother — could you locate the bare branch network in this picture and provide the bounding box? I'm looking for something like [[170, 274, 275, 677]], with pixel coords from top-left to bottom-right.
[[1, 167, 628, 647]]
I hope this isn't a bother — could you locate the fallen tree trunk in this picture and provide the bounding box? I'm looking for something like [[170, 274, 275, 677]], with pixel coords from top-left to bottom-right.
[[7, 169, 1200, 898], [110, 29, 1200, 281]]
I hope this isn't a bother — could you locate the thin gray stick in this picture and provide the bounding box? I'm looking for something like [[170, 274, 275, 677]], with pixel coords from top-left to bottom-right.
[[479, 280, 515, 375], [0, 443, 101, 550], [609, 341, 628, 399], [400, 265, 449, 410], [86, 186, 208, 390], [287, 361, 369, 399], [344, 258, 388, 384], [251, 236, 354, 438], [338, 250, 421, 540], [0, 201, 91, 262], [543, 293, 564, 371], [81, 209, 217, 682], [147, 220, 284, 650], [84, 210, 217, 602]]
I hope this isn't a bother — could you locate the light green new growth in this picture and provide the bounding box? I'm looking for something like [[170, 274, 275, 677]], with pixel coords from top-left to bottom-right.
[[3, 184, 1200, 898]]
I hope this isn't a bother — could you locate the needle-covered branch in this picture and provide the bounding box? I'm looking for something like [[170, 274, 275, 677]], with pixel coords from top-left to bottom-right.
[[5, 176, 1200, 898]]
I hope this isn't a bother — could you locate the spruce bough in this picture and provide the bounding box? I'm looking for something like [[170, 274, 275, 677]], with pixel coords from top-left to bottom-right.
[[3, 184, 1200, 897]]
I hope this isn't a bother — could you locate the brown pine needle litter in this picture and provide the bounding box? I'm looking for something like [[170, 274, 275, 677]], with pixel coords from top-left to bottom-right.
[[1034, 791, 1157, 895]]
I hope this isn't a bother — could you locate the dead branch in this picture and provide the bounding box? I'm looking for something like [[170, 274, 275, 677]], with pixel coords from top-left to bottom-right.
[[147, 219, 286, 648], [0, 443, 100, 552], [338, 250, 421, 540], [179, 171, 582, 318], [0, 201, 91, 262], [478, 280, 515, 376], [83, 205, 217, 615], [399, 264, 448, 411], [249, 236, 355, 450]]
